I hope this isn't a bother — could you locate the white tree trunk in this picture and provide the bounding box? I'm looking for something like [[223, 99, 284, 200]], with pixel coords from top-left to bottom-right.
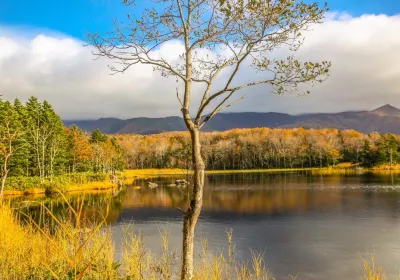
[[181, 128, 205, 280]]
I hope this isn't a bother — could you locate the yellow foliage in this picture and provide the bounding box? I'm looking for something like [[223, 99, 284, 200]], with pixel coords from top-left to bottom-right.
[[0, 203, 389, 279], [123, 168, 188, 178], [362, 256, 387, 280], [3, 180, 119, 198], [373, 164, 400, 170]]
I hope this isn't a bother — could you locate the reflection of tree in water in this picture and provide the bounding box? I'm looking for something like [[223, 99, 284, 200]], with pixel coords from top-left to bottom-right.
[[121, 173, 400, 216], [10, 188, 127, 227], [9, 172, 400, 225]]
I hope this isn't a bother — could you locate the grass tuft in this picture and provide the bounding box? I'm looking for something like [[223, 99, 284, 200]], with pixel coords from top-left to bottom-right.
[[0, 201, 390, 279]]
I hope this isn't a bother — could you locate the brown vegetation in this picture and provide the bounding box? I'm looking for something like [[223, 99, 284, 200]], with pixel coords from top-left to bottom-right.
[[116, 128, 400, 170]]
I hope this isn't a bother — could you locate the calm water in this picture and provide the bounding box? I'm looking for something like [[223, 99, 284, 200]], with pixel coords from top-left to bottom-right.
[[13, 172, 400, 279]]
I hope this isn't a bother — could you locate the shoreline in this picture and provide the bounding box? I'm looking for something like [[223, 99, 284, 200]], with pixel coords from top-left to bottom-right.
[[2, 181, 119, 197], [123, 166, 400, 177], [3, 166, 400, 198]]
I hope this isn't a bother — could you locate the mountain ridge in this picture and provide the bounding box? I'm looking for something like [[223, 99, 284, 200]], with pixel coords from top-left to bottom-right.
[[64, 105, 400, 135]]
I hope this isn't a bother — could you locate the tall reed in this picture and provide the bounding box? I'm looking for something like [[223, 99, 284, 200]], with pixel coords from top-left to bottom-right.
[[0, 200, 389, 279]]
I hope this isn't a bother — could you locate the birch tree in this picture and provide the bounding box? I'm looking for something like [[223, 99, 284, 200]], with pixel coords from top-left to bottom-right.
[[43, 101, 67, 182], [0, 100, 23, 197], [88, 0, 331, 278]]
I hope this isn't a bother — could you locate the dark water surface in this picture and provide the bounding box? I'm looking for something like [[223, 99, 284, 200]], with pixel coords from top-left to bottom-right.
[[14, 172, 400, 279]]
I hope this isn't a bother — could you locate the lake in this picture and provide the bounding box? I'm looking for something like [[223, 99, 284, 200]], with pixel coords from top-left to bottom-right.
[[12, 172, 400, 279]]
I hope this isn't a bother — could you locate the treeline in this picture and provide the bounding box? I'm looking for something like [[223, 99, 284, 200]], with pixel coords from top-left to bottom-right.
[[2, 96, 400, 193], [0, 97, 124, 193], [116, 128, 400, 170]]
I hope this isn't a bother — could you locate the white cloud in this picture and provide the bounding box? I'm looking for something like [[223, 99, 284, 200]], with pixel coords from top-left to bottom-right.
[[0, 13, 399, 119]]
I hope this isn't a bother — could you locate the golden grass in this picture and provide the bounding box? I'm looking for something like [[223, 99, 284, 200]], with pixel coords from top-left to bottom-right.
[[373, 164, 400, 171], [311, 168, 363, 175], [123, 168, 189, 178], [0, 201, 273, 279], [123, 168, 321, 178], [24, 187, 47, 194], [5, 164, 400, 198], [1, 190, 25, 196], [3, 188, 47, 196], [362, 256, 387, 280], [205, 168, 318, 174], [0, 202, 390, 280], [124, 166, 387, 177], [0, 201, 116, 279], [2, 180, 119, 198], [65, 181, 119, 193], [333, 162, 358, 169]]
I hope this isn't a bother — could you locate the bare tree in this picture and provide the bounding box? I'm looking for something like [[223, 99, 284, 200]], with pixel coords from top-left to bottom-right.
[[88, 0, 330, 278]]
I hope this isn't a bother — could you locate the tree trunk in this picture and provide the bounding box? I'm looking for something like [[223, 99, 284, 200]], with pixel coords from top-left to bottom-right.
[[0, 155, 10, 198], [42, 142, 46, 183], [181, 128, 205, 280], [50, 157, 54, 183], [0, 172, 7, 198]]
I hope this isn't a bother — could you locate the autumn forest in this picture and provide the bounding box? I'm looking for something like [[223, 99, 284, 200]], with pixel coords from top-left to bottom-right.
[[2, 97, 400, 191], [118, 127, 400, 171]]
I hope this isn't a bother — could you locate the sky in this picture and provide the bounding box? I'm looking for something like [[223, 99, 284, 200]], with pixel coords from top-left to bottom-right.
[[0, 0, 400, 119]]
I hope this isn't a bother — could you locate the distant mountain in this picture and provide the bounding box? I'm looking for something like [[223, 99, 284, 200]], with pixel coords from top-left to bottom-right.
[[64, 104, 400, 135], [370, 104, 400, 117]]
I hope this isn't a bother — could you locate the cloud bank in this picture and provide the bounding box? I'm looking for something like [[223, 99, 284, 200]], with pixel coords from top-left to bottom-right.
[[0, 13, 399, 119]]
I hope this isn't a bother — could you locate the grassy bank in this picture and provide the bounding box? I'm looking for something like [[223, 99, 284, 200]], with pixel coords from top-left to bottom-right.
[[0, 202, 273, 279], [123, 167, 320, 178], [0, 202, 387, 279], [123, 165, 400, 178], [2, 173, 120, 197], [4, 165, 400, 197]]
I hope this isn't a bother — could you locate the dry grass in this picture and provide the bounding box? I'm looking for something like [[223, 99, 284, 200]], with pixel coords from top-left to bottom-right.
[[123, 168, 189, 179], [124, 168, 321, 178], [362, 256, 387, 280], [0, 201, 391, 280], [65, 181, 119, 192], [204, 168, 317, 174], [333, 162, 358, 168], [0, 200, 273, 279], [373, 164, 400, 171], [0, 198, 117, 279], [2, 180, 119, 198]]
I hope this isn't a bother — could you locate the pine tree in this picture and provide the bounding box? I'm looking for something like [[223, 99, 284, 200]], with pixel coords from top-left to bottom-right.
[[361, 140, 375, 167], [42, 101, 67, 181], [377, 134, 399, 166], [0, 99, 23, 196], [90, 129, 108, 143], [26, 96, 45, 181], [8, 98, 29, 176]]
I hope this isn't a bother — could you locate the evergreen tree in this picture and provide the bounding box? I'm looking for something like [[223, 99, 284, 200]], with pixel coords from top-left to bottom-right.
[[42, 101, 67, 180], [361, 139, 376, 167], [377, 134, 400, 166], [90, 129, 108, 143], [110, 137, 125, 172], [0, 99, 23, 196], [26, 96, 45, 180], [8, 98, 29, 176]]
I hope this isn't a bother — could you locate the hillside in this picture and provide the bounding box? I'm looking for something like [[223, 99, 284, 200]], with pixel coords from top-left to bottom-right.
[[64, 104, 400, 134]]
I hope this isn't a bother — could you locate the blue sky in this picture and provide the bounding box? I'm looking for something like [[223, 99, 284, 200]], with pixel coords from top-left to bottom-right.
[[0, 0, 400, 118], [0, 0, 399, 39]]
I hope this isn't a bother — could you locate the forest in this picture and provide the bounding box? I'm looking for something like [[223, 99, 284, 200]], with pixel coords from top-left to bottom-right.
[[1, 97, 400, 192], [0, 96, 124, 193], [117, 128, 400, 170]]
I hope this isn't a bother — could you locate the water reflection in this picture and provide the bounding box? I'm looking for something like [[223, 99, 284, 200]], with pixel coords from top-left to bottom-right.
[[9, 172, 400, 280], [120, 172, 400, 215]]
